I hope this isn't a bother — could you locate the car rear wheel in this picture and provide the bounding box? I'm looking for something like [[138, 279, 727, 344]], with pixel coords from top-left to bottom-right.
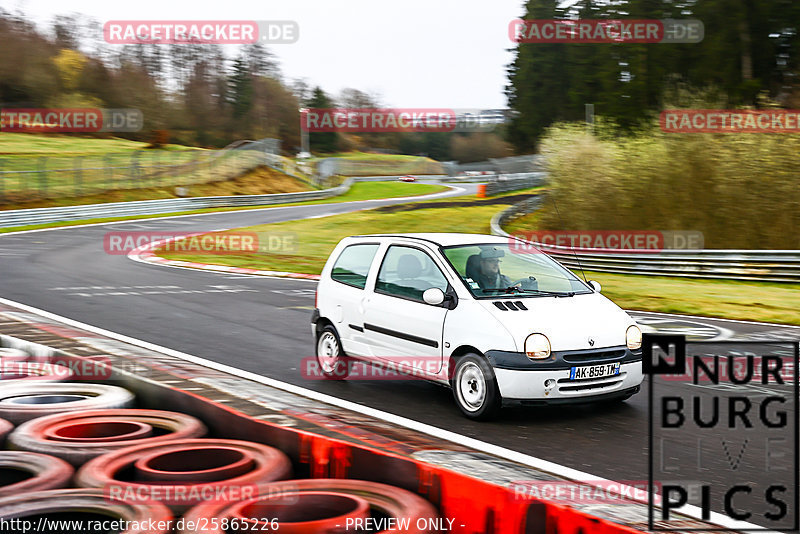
[[316, 325, 349, 380], [452, 354, 501, 420]]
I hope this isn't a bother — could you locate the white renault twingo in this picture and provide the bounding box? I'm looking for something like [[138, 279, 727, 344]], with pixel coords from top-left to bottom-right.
[[311, 233, 644, 420]]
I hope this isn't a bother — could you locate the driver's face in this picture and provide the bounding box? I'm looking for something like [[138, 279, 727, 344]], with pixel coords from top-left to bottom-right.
[[480, 258, 500, 275]]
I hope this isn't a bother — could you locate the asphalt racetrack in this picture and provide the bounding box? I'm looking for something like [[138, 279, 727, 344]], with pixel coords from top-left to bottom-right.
[[1, 182, 798, 524]]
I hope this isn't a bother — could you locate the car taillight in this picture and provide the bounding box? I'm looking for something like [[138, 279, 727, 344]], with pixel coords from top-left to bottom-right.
[[315, 289, 318, 309]]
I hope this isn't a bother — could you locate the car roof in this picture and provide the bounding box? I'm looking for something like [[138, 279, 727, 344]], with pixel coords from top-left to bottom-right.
[[349, 233, 509, 247]]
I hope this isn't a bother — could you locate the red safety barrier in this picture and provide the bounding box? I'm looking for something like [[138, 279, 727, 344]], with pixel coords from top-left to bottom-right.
[[8, 409, 206, 465], [0, 451, 73, 497]]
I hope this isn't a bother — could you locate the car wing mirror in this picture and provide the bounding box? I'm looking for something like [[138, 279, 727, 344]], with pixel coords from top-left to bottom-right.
[[422, 288, 446, 305]]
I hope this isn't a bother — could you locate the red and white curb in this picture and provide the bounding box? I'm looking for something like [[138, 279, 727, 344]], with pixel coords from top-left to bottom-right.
[[128, 234, 320, 280]]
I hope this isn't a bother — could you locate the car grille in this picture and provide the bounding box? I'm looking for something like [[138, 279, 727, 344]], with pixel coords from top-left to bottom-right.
[[561, 349, 626, 364], [557, 372, 627, 394]]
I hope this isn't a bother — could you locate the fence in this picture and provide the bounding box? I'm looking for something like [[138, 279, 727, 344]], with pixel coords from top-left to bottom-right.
[[0, 138, 283, 205], [490, 196, 800, 283], [315, 157, 445, 181]]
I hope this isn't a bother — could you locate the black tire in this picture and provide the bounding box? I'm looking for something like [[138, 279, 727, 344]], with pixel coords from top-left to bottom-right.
[[315, 325, 350, 380], [451, 354, 501, 420]]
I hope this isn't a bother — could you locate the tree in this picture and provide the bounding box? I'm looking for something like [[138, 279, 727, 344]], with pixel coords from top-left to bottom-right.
[[305, 86, 339, 153]]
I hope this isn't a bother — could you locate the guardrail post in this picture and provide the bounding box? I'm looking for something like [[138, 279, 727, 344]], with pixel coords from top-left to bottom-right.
[[0, 159, 4, 203], [38, 156, 47, 198]]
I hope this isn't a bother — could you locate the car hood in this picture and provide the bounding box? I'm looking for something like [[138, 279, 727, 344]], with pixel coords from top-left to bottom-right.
[[477, 292, 636, 352]]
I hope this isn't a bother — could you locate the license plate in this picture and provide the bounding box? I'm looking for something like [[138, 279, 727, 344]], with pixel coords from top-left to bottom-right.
[[569, 362, 621, 380]]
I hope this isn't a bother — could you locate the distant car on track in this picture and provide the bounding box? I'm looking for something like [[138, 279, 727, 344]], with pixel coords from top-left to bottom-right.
[[398, 175, 416, 182], [311, 233, 644, 420]]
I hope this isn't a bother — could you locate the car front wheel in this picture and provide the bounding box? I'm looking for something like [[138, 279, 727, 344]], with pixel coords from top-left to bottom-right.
[[452, 354, 501, 420], [315, 325, 349, 380]]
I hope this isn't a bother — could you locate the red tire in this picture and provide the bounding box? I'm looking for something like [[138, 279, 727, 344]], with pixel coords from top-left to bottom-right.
[[76, 439, 292, 511], [8, 409, 206, 466], [0, 451, 73, 497], [0, 417, 12, 445], [179, 479, 440, 534], [0, 348, 30, 363], [0, 488, 172, 533], [0, 383, 135, 424]]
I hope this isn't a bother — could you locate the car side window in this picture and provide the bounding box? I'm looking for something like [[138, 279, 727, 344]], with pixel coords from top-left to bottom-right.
[[330, 244, 379, 289], [376, 246, 448, 302]]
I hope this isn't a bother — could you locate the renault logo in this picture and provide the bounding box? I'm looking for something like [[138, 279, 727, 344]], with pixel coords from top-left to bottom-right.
[[588, 338, 595, 347]]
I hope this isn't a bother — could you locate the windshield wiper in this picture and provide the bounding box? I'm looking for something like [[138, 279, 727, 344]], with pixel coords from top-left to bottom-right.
[[481, 287, 576, 297]]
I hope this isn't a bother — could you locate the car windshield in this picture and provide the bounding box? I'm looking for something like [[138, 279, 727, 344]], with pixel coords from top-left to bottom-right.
[[442, 242, 591, 298]]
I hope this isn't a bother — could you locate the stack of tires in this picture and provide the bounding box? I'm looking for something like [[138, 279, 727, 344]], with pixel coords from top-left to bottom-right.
[[0, 349, 441, 532]]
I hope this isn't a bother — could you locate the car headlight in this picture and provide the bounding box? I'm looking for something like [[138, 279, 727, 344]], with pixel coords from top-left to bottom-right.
[[626, 325, 642, 350], [524, 333, 551, 360]]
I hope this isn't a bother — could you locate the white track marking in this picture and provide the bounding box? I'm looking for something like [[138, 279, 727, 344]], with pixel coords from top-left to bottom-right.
[[0, 295, 774, 532]]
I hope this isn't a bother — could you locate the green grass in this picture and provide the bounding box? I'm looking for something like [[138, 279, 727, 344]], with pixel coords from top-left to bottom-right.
[[0, 181, 450, 234], [157, 189, 538, 272], [582, 271, 800, 326], [158, 188, 800, 325], [0, 133, 196, 156]]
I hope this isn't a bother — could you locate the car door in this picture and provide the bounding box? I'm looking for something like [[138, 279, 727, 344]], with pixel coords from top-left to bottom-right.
[[326, 242, 381, 357], [361, 244, 450, 376]]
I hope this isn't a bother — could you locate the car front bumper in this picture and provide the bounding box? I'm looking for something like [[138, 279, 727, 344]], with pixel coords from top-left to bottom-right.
[[494, 361, 643, 402], [485, 346, 643, 401]]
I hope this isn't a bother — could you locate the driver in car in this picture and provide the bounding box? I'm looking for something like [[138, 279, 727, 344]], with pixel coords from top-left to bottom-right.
[[474, 248, 512, 290]]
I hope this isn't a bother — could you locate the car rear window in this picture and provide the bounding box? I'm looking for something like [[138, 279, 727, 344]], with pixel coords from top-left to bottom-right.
[[330, 243, 380, 289]]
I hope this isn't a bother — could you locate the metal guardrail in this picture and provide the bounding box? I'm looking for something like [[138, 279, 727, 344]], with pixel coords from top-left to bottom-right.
[[484, 173, 546, 195], [444, 154, 544, 176], [0, 179, 354, 229], [491, 196, 800, 283]]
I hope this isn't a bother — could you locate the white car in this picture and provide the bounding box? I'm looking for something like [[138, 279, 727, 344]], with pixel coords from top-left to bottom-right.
[[311, 233, 644, 420]]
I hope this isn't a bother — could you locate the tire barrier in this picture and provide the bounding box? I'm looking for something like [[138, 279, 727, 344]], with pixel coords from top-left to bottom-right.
[[0, 451, 73, 497], [0, 360, 74, 382], [8, 409, 207, 465], [0, 418, 12, 445], [0, 383, 135, 424], [76, 439, 293, 510], [0, 348, 30, 362], [0, 488, 173, 533], [179, 479, 440, 534]]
